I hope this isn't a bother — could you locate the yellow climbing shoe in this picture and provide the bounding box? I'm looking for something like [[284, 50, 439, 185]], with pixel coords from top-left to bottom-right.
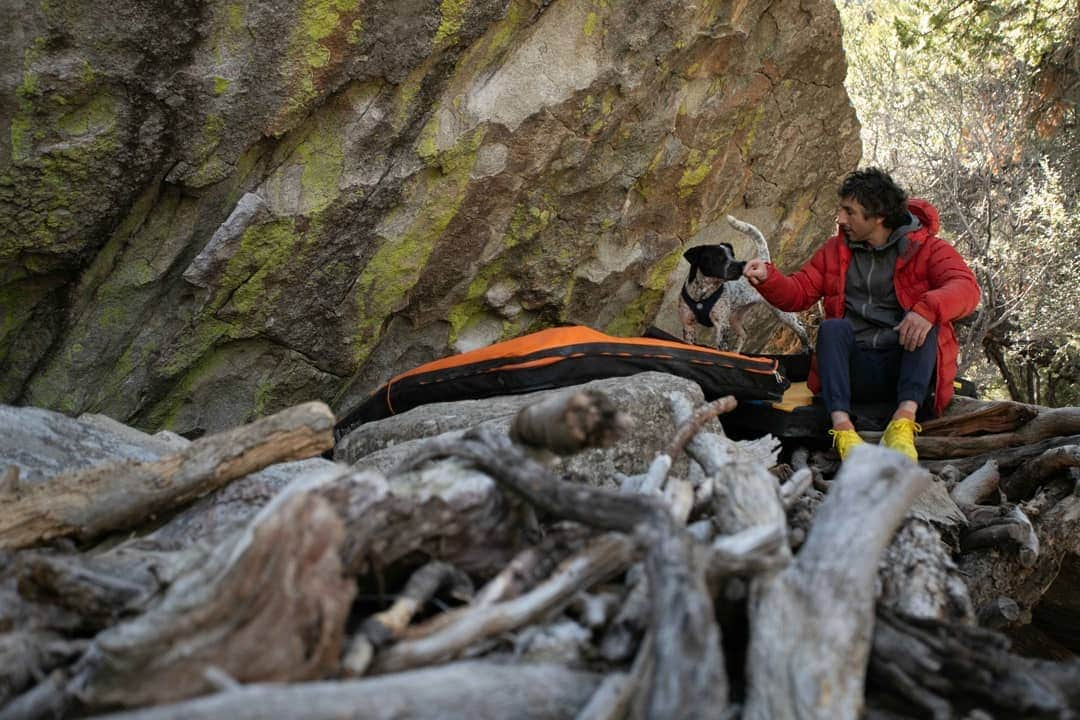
[[828, 428, 865, 460], [881, 418, 921, 461]]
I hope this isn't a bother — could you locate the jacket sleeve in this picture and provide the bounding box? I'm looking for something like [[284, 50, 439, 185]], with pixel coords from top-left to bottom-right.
[[911, 240, 981, 324], [756, 243, 829, 313]]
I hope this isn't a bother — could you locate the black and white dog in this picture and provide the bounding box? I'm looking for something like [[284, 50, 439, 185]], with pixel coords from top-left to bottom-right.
[[679, 215, 811, 352]]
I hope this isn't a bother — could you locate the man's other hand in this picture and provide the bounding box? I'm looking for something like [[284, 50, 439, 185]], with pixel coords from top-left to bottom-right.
[[744, 259, 768, 285], [895, 311, 933, 351]]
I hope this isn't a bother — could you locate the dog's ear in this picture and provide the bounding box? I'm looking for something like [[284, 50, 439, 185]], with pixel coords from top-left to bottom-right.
[[683, 246, 705, 265], [721, 242, 735, 255]]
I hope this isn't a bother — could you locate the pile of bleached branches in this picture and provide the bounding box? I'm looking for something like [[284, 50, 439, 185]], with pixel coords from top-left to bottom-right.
[[2, 389, 1079, 719]]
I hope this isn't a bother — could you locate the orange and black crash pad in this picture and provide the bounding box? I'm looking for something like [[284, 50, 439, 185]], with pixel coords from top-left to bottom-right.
[[334, 325, 790, 441]]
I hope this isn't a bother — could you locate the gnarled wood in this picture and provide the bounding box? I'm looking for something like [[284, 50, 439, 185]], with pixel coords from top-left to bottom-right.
[[976, 597, 1020, 629], [0, 402, 335, 550], [1001, 444, 1080, 501], [883, 408, 1080, 460], [744, 446, 931, 720], [867, 607, 1080, 718], [878, 520, 974, 623], [65, 486, 354, 711], [959, 485, 1080, 624], [924, 434, 1080, 476], [921, 399, 1040, 437], [0, 632, 85, 707], [13, 544, 197, 634], [399, 424, 728, 719]]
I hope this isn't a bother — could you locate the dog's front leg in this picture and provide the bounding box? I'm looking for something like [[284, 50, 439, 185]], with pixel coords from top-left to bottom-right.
[[709, 296, 735, 351], [678, 299, 698, 346], [729, 306, 750, 354]]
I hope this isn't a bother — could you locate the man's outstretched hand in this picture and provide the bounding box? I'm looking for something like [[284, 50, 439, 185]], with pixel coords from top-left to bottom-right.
[[744, 259, 768, 285], [895, 311, 934, 351]]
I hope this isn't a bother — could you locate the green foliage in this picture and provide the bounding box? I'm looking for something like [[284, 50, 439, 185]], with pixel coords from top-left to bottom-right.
[[839, 0, 1079, 406], [890, 0, 1074, 69]]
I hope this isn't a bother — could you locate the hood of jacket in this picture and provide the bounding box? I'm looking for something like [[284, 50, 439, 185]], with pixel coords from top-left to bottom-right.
[[906, 198, 940, 236]]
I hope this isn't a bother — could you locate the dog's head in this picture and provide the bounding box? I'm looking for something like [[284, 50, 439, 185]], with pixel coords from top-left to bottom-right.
[[683, 243, 746, 281]]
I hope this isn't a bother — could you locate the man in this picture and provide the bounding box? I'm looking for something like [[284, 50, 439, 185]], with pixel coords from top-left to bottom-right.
[[743, 168, 980, 461]]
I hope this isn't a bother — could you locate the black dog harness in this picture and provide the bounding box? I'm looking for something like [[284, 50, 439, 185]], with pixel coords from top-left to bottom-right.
[[682, 266, 726, 326]]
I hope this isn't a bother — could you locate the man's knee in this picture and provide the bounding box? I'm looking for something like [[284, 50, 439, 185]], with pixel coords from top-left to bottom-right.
[[817, 318, 854, 348]]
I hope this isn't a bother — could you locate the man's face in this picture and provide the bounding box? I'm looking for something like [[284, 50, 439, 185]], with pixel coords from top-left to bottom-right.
[[836, 197, 884, 244]]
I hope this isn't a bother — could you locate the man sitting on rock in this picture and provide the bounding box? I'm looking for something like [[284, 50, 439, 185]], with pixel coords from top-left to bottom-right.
[[742, 168, 981, 462]]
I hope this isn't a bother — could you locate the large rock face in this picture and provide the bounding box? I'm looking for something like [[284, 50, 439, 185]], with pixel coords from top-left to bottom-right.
[[0, 0, 860, 436]]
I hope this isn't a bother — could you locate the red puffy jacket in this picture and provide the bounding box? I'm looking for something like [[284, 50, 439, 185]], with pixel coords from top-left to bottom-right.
[[756, 198, 981, 416]]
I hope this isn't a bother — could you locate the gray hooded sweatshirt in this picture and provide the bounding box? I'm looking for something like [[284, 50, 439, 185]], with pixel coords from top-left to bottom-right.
[[844, 212, 921, 349]]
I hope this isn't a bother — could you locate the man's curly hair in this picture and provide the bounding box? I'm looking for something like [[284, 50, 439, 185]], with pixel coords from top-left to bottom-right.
[[838, 168, 909, 229]]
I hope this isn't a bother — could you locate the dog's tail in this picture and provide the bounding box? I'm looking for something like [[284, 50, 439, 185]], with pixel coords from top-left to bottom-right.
[[726, 214, 771, 262]]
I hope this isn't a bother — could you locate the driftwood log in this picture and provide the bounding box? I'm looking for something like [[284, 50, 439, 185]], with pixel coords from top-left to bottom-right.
[[0, 402, 335, 550], [87, 662, 602, 720]]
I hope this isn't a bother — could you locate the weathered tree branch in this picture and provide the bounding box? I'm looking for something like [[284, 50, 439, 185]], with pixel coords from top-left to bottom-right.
[[85, 662, 602, 720], [950, 459, 1000, 506], [873, 408, 1080, 460], [0, 402, 335, 550], [370, 533, 634, 675], [922, 398, 1039, 437], [867, 607, 1080, 718], [744, 446, 931, 720], [1001, 444, 1080, 500], [924, 434, 1080, 476], [63, 486, 354, 711]]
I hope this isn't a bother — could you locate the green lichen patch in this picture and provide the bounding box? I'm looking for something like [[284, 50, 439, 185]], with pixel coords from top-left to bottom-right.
[[604, 250, 681, 337], [677, 147, 718, 198], [208, 0, 249, 63], [269, 0, 363, 134], [211, 217, 306, 325], [436, 0, 529, 106], [392, 58, 437, 131], [445, 259, 510, 343], [504, 198, 555, 249], [434, 0, 468, 47], [56, 91, 118, 137], [583, 11, 599, 37], [263, 101, 348, 214], [9, 115, 32, 161], [349, 127, 485, 365], [735, 104, 766, 156]]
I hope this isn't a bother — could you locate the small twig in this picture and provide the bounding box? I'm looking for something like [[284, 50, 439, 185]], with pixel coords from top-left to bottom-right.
[[664, 396, 738, 462], [779, 468, 813, 509], [358, 562, 473, 648], [371, 534, 634, 674]]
